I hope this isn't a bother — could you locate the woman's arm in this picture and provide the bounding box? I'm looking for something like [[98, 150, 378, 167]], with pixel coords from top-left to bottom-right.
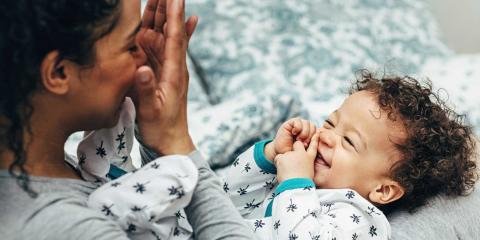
[[185, 151, 257, 239]]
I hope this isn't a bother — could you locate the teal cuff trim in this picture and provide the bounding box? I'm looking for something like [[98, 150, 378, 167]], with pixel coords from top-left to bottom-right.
[[253, 139, 276, 174], [275, 178, 315, 196], [265, 200, 274, 217], [264, 178, 315, 217], [107, 164, 127, 180]]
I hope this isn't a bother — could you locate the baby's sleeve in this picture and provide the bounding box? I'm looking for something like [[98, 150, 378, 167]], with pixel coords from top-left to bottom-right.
[[87, 155, 198, 239], [76, 97, 137, 182], [223, 140, 278, 217], [269, 183, 390, 240]]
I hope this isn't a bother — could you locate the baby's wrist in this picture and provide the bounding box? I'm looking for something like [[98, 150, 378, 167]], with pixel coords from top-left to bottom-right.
[[264, 142, 277, 162]]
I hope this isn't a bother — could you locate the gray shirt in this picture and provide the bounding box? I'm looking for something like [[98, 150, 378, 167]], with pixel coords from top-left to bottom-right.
[[0, 151, 255, 240]]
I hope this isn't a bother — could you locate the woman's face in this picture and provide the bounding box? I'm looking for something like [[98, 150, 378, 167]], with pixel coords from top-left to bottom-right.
[[71, 0, 145, 130]]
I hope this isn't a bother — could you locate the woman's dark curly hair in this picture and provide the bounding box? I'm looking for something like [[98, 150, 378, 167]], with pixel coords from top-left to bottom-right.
[[351, 70, 478, 213], [0, 0, 120, 197]]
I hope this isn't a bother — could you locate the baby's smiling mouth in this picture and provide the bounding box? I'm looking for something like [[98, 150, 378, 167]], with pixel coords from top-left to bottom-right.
[[314, 151, 331, 168]]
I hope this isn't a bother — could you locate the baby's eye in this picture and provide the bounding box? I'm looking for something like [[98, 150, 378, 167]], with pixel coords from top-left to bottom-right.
[[324, 119, 334, 128], [344, 136, 357, 151]]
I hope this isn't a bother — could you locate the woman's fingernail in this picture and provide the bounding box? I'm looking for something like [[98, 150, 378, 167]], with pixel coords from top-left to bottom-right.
[[139, 72, 149, 83]]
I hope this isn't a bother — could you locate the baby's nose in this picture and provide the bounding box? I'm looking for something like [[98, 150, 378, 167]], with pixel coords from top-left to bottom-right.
[[319, 129, 337, 148]]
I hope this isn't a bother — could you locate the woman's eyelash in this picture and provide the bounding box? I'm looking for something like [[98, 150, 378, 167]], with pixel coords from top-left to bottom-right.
[[129, 45, 139, 52]]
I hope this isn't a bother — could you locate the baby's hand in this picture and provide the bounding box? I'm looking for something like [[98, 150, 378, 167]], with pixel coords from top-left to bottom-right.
[[274, 133, 319, 183], [264, 118, 317, 161]]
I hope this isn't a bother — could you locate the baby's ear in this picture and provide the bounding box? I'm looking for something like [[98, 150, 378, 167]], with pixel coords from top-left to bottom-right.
[[368, 180, 405, 205]]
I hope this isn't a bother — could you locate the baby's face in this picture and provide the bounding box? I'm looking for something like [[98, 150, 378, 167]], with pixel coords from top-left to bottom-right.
[[312, 91, 406, 199]]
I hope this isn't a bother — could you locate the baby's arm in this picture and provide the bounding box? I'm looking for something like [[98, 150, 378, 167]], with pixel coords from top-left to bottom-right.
[[76, 97, 137, 182], [87, 155, 198, 239], [223, 141, 277, 217]]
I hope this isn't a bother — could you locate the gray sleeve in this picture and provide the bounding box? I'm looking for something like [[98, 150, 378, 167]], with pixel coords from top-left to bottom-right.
[[19, 195, 130, 240], [185, 151, 256, 240]]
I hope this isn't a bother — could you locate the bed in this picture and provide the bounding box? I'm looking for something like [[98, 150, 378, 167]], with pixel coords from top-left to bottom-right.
[[66, 0, 480, 238]]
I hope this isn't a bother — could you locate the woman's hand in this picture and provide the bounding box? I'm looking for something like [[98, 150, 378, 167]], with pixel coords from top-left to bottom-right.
[[133, 0, 198, 155]]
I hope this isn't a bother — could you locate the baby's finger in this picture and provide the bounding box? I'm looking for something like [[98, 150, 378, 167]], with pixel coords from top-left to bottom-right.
[[298, 119, 310, 142], [292, 118, 302, 135], [306, 121, 317, 143], [307, 133, 319, 157], [293, 140, 306, 152]]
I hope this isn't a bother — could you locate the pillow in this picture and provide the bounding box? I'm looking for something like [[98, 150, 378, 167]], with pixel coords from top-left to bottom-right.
[[389, 143, 480, 239], [419, 54, 480, 136], [186, 0, 451, 112], [188, 88, 308, 168]]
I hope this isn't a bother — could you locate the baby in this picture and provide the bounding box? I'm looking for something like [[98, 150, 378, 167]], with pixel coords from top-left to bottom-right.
[[223, 71, 477, 239], [74, 71, 477, 240]]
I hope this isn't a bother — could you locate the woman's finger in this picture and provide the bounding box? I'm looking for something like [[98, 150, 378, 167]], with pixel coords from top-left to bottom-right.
[[142, 0, 159, 29], [153, 0, 167, 32], [185, 16, 199, 43], [134, 66, 159, 119], [162, 0, 186, 87]]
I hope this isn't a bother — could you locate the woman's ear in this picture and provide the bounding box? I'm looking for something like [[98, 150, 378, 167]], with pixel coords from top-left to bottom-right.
[[368, 180, 405, 205], [40, 51, 75, 95]]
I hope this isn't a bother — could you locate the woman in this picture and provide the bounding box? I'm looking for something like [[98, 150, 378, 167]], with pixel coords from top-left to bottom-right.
[[0, 0, 254, 239]]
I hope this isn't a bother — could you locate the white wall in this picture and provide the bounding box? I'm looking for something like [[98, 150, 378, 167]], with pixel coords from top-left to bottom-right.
[[428, 0, 480, 53]]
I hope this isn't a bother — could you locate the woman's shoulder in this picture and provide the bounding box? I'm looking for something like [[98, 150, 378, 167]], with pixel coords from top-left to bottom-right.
[[0, 171, 128, 240]]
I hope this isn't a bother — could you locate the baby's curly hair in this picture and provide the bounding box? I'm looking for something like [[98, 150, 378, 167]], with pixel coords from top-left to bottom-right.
[[350, 70, 478, 213]]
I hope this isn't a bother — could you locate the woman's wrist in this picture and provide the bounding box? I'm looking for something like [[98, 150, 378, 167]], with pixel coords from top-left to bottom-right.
[[153, 136, 196, 155]]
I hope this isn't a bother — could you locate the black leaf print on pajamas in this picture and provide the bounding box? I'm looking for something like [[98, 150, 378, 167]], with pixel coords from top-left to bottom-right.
[[233, 158, 240, 167], [96, 140, 107, 158], [274, 220, 281, 230], [168, 185, 185, 199], [253, 219, 265, 232], [126, 223, 137, 233], [263, 179, 275, 190], [309, 232, 320, 240], [366, 206, 380, 216], [79, 153, 86, 165], [101, 204, 114, 216], [237, 185, 250, 195], [173, 226, 181, 236], [223, 182, 230, 193], [352, 233, 359, 240], [131, 205, 145, 212], [115, 128, 126, 154], [369, 225, 377, 237], [286, 199, 297, 212], [289, 232, 299, 240], [151, 162, 160, 169], [345, 190, 355, 199], [111, 182, 121, 187], [133, 182, 149, 194], [303, 186, 313, 191], [242, 163, 251, 173], [350, 214, 361, 224], [244, 199, 261, 210], [175, 211, 185, 219]]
